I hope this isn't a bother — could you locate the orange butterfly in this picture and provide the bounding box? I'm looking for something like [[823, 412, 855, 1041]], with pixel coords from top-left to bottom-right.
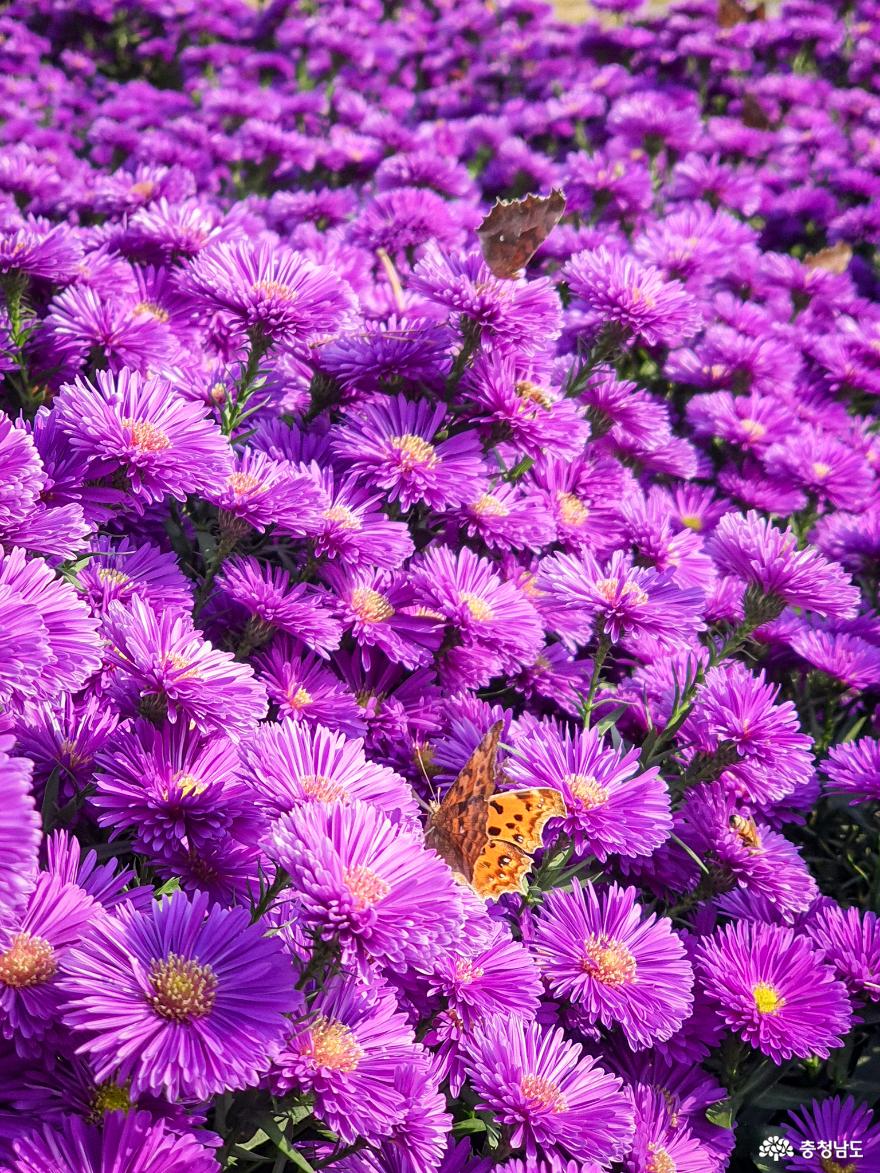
[[426, 722, 565, 901], [477, 189, 566, 280], [718, 0, 766, 28], [804, 242, 852, 274]]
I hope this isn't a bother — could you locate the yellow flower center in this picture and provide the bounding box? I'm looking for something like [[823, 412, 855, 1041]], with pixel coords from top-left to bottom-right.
[[300, 773, 348, 803], [252, 279, 297, 303], [351, 586, 394, 623], [323, 505, 362, 531], [812, 461, 832, 479], [122, 418, 171, 454], [388, 434, 438, 469], [752, 982, 784, 1015], [453, 958, 485, 984], [227, 472, 263, 496], [148, 953, 217, 1023], [0, 933, 57, 988], [472, 492, 510, 518], [647, 1146, 677, 1173], [343, 865, 391, 910], [97, 568, 130, 586], [595, 578, 649, 606], [460, 591, 494, 621], [130, 181, 156, 199], [131, 300, 169, 323], [580, 933, 637, 986], [162, 652, 201, 679], [556, 490, 589, 527], [88, 1080, 133, 1123], [821, 1162, 856, 1173], [740, 418, 766, 440], [565, 773, 609, 808], [520, 1074, 567, 1113], [681, 514, 703, 531], [305, 1015, 364, 1073], [172, 771, 207, 798], [286, 685, 312, 711]]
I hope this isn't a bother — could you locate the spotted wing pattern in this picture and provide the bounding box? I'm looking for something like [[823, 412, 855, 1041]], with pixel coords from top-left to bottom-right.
[[477, 189, 566, 280], [427, 724, 565, 901]]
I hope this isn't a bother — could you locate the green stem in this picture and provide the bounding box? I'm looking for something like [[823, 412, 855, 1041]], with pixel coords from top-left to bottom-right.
[[582, 634, 612, 728], [445, 319, 482, 396], [221, 329, 272, 436]]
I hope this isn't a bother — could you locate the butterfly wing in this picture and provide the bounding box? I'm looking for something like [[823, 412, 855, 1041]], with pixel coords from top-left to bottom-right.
[[484, 788, 567, 854], [426, 722, 502, 879], [805, 242, 852, 274], [478, 189, 566, 280], [471, 840, 534, 900], [470, 788, 566, 900]]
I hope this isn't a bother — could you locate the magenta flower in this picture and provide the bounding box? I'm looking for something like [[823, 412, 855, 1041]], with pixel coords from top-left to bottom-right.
[[332, 395, 487, 511], [53, 368, 233, 508], [103, 597, 268, 738], [464, 1016, 634, 1166], [60, 889, 298, 1101], [535, 881, 694, 1049], [695, 921, 852, 1063], [266, 799, 465, 974], [0, 737, 39, 921]]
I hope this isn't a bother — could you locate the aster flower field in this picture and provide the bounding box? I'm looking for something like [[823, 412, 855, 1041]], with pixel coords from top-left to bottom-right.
[[2, 0, 880, 1168]]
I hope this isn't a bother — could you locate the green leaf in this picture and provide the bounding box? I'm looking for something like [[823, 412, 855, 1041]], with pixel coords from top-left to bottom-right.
[[154, 877, 181, 898], [453, 1117, 487, 1136], [262, 1117, 315, 1172], [705, 1099, 736, 1129]]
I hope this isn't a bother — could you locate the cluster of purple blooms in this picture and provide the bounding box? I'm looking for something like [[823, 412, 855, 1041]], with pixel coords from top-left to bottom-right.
[[1, 0, 880, 1169]]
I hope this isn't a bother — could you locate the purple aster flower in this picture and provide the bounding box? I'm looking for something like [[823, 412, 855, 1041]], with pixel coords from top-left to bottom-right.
[[0, 215, 82, 282], [206, 448, 324, 544], [252, 639, 365, 736], [680, 663, 814, 805], [430, 922, 542, 1031], [530, 453, 630, 557], [53, 368, 233, 509], [76, 536, 193, 615], [763, 426, 875, 511], [460, 352, 591, 462], [40, 284, 178, 379], [783, 1096, 880, 1173], [823, 737, 880, 803], [0, 546, 102, 708], [537, 548, 706, 651], [60, 889, 297, 1101], [789, 625, 880, 691], [103, 597, 268, 738], [270, 974, 424, 1146], [184, 238, 354, 344], [332, 395, 486, 512], [678, 783, 818, 915], [566, 247, 702, 348], [350, 186, 464, 259], [324, 565, 442, 670], [0, 415, 44, 533], [0, 737, 39, 921], [241, 719, 418, 822], [217, 555, 342, 658], [44, 830, 152, 916], [0, 871, 97, 1056], [805, 903, 880, 1005], [464, 1016, 634, 1166], [409, 545, 544, 688], [319, 316, 451, 396], [410, 244, 562, 356], [694, 921, 852, 1063], [91, 719, 259, 855], [535, 881, 694, 1050], [708, 510, 860, 619], [308, 466, 415, 570], [266, 799, 465, 974], [6, 1110, 220, 1173], [455, 481, 556, 553], [506, 718, 671, 860], [622, 1087, 711, 1173]]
